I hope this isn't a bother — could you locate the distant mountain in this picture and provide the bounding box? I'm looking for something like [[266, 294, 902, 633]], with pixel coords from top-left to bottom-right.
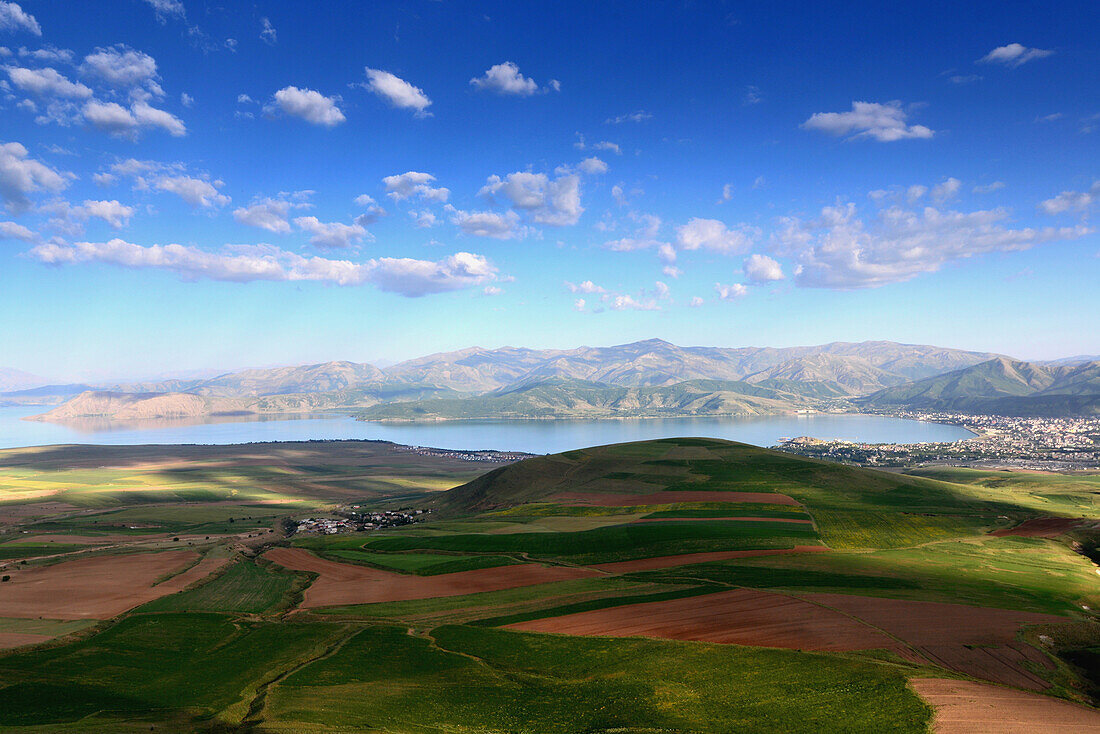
[[358, 377, 838, 421], [31, 339, 1011, 423], [0, 368, 47, 393], [859, 358, 1100, 416], [1045, 355, 1100, 366], [0, 383, 96, 407]]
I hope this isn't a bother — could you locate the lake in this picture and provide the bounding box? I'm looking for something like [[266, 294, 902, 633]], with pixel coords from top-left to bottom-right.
[[0, 405, 972, 454]]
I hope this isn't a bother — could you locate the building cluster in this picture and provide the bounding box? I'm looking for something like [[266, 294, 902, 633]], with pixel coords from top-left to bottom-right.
[[394, 445, 534, 462], [293, 508, 430, 535], [776, 412, 1100, 471]]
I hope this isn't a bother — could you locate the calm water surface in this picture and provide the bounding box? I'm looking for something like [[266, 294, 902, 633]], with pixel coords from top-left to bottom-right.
[[0, 405, 972, 454]]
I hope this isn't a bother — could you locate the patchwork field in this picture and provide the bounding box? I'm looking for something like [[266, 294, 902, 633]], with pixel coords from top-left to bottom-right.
[[0, 437, 1098, 731]]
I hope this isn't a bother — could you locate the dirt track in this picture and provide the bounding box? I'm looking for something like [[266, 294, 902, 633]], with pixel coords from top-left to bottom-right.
[[910, 678, 1100, 732], [592, 545, 828, 573], [0, 550, 198, 619], [264, 547, 600, 608], [549, 491, 802, 506]]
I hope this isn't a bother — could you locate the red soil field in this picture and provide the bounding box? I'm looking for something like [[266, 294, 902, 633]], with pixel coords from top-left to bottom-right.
[[158, 555, 231, 592], [0, 550, 198, 619], [0, 632, 53, 650], [549, 491, 802, 506], [632, 517, 813, 524], [910, 678, 1100, 732], [592, 546, 829, 573], [990, 517, 1089, 538], [803, 593, 1067, 690], [264, 547, 600, 608], [507, 587, 913, 656]]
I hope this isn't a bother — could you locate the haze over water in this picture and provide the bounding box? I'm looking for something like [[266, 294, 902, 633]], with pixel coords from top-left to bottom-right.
[[0, 406, 971, 454]]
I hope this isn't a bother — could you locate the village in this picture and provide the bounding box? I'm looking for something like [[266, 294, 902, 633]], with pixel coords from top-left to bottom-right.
[[292, 508, 431, 535]]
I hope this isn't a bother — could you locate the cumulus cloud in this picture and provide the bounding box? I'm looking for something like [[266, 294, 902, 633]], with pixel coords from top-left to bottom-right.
[[233, 194, 312, 233], [383, 171, 449, 202], [1038, 182, 1100, 216], [676, 218, 756, 254], [154, 175, 229, 208], [606, 110, 652, 124], [270, 86, 345, 127], [408, 210, 436, 228], [931, 177, 961, 203], [714, 282, 747, 300], [573, 298, 586, 311], [574, 134, 621, 155], [6, 66, 91, 98], [470, 62, 549, 96], [0, 141, 69, 213], [293, 216, 368, 248], [578, 157, 608, 175], [80, 45, 159, 91], [479, 170, 583, 226], [362, 68, 431, 117], [979, 43, 1053, 67], [448, 208, 522, 239], [77, 199, 134, 228], [0, 2, 40, 35], [30, 240, 499, 296], [774, 201, 1090, 289], [973, 181, 1005, 194], [142, 0, 185, 23], [0, 219, 35, 241], [564, 280, 605, 294], [82, 99, 186, 138], [802, 101, 933, 142], [689, 296, 704, 307], [743, 253, 784, 282]]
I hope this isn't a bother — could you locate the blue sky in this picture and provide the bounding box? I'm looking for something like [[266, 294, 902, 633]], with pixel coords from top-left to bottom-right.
[[1, 0, 1098, 381]]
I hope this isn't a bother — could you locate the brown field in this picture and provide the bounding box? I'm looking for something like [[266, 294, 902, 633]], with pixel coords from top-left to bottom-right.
[[3, 534, 136, 545], [0, 550, 198, 619], [632, 516, 813, 524], [507, 587, 913, 656], [803, 593, 1067, 689], [910, 678, 1100, 732], [549, 491, 801, 506], [158, 555, 231, 592], [0, 632, 53, 649], [264, 547, 600, 608], [592, 545, 829, 573], [990, 517, 1090, 538]]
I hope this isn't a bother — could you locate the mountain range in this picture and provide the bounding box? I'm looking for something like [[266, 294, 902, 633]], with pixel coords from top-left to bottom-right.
[[15, 340, 1100, 422]]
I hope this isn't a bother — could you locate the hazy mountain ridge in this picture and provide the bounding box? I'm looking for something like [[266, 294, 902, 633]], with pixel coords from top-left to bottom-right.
[[859, 358, 1100, 416], [27, 340, 1044, 423]]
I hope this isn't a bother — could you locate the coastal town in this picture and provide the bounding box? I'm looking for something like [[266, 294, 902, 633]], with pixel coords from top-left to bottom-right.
[[777, 412, 1100, 471]]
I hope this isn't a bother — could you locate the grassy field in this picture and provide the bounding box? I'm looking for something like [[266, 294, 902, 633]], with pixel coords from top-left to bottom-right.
[[0, 438, 1097, 730]]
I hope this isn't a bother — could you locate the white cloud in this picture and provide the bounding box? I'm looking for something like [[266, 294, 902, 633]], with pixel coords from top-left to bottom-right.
[[78, 199, 134, 228], [949, 74, 981, 85], [479, 170, 583, 226], [973, 181, 1005, 194], [0, 141, 68, 213], [574, 134, 621, 155], [260, 17, 277, 45], [714, 282, 747, 300], [578, 157, 608, 175], [237, 93, 255, 104], [0, 2, 40, 35], [383, 171, 449, 202], [17, 45, 73, 63], [743, 85, 762, 105], [565, 280, 605, 294], [7, 67, 91, 98], [979, 43, 1053, 67], [180, 92, 193, 107], [1038, 182, 1100, 216], [906, 185, 928, 202], [363, 68, 431, 117], [774, 201, 1090, 289], [744, 253, 784, 282], [470, 61, 542, 96], [154, 174, 229, 208], [718, 183, 734, 203], [30, 240, 498, 296], [802, 101, 933, 142], [931, 177, 961, 203], [293, 216, 368, 248], [449, 208, 521, 239], [606, 110, 652, 124], [233, 197, 302, 233], [270, 86, 345, 127], [689, 296, 703, 307], [599, 281, 669, 311], [0, 219, 34, 241], [409, 210, 436, 228], [82, 99, 186, 138], [80, 45, 159, 90], [573, 298, 586, 311], [142, 0, 185, 22], [676, 218, 756, 254], [482, 285, 502, 296]]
